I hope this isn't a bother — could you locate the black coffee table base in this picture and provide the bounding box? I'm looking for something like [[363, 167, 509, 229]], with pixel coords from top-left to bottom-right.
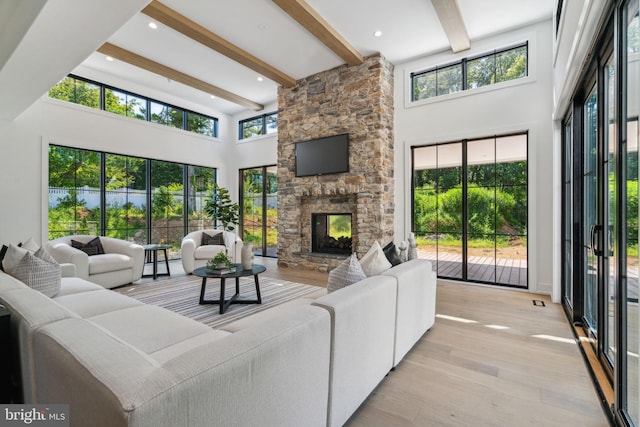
[[194, 264, 266, 314]]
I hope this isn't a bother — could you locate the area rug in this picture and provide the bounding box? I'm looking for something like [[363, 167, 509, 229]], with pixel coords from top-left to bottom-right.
[[115, 274, 324, 329]]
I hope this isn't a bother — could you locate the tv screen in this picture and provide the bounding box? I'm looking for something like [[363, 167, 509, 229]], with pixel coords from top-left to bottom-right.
[[295, 134, 349, 177]]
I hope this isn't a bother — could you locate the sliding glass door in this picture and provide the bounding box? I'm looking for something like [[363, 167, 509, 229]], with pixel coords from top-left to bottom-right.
[[412, 133, 528, 288]]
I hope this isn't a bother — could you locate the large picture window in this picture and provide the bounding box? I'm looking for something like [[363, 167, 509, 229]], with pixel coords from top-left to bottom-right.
[[48, 145, 216, 258], [412, 133, 528, 287]]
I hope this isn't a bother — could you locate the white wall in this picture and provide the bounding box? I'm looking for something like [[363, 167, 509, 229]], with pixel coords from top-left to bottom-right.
[[393, 19, 554, 296]]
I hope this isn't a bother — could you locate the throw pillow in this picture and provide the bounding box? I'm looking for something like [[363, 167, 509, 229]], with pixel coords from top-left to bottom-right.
[[1, 244, 29, 274], [21, 237, 40, 253], [327, 253, 367, 293], [71, 236, 105, 256], [359, 241, 392, 277], [11, 251, 61, 297], [201, 232, 225, 246], [383, 242, 402, 266], [0, 245, 7, 272]]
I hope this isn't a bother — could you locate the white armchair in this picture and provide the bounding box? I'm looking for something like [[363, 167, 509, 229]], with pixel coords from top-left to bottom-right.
[[45, 235, 144, 289], [181, 229, 243, 274]]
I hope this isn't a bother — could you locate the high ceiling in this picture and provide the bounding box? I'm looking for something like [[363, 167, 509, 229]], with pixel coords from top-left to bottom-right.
[[0, 0, 554, 120]]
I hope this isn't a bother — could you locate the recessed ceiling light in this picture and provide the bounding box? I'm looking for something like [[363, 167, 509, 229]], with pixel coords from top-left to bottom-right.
[[374, 30, 383, 37], [148, 22, 158, 30], [257, 76, 264, 82], [105, 56, 114, 62], [210, 95, 216, 99]]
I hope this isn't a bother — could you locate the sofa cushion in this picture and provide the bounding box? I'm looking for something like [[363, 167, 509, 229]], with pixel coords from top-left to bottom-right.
[[327, 254, 366, 293], [54, 289, 142, 318], [88, 253, 133, 275], [71, 236, 105, 256], [88, 305, 217, 355], [11, 248, 61, 298], [194, 245, 227, 260], [201, 231, 225, 246], [221, 297, 318, 333], [359, 241, 392, 276], [57, 277, 104, 297]]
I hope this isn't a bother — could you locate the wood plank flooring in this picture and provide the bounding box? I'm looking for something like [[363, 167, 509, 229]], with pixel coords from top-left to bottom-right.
[[161, 258, 610, 426]]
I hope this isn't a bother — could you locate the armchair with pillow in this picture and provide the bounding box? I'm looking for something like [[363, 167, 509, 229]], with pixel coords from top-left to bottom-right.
[[181, 229, 243, 274], [45, 235, 144, 289]]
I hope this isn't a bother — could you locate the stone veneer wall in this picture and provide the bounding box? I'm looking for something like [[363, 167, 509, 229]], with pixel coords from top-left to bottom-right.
[[277, 54, 394, 272]]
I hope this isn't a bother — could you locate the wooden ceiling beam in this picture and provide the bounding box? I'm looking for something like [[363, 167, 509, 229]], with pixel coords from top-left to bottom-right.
[[142, 0, 296, 88], [272, 0, 363, 66], [97, 42, 264, 111], [431, 0, 470, 53]]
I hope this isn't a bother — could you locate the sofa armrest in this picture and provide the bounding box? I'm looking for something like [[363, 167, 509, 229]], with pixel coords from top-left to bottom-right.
[[312, 275, 397, 427], [60, 263, 77, 278], [45, 243, 89, 279], [180, 237, 197, 274]]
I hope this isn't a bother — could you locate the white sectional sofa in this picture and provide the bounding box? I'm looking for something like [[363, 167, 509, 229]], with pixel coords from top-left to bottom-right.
[[0, 258, 436, 427]]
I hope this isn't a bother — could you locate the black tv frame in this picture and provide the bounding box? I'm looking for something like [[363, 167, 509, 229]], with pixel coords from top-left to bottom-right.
[[294, 133, 349, 177]]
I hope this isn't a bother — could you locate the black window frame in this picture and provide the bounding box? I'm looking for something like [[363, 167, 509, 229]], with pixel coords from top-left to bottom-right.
[[238, 111, 278, 140], [49, 74, 219, 138], [411, 42, 529, 102]]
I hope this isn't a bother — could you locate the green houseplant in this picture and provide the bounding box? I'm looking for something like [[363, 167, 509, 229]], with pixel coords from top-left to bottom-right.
[[203, 183, 239, 232], [203, 183, 240, 263], [207, 251, 234, 272]]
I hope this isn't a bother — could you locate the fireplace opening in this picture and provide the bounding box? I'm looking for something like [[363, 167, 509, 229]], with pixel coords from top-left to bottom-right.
[[312, 213, 352, 255]]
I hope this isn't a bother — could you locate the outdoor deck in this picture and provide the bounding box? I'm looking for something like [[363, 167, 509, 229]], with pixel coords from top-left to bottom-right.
[[420, 251, 528, 287]]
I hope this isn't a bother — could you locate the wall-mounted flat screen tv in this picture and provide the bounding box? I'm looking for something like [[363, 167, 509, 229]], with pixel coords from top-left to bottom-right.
[[295, 134, 349, 177]]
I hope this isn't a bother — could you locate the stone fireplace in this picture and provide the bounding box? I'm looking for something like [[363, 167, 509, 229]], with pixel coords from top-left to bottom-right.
[[277, 54, 394, 272]]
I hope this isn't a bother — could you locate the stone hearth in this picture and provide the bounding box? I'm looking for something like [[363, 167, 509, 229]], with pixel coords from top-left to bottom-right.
[[277, 54, 395, 272]]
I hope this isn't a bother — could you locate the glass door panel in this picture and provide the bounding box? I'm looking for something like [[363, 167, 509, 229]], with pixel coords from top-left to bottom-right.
[[624, 0, 640, 421], [240, 166, 278, 257], [265, 166, 278, 257], [563, 116, 574, 306], [584, 85, 599, 333], [604, 53, 616, 366], [242, 168, 264, 255], [436, 143, 463, 280]]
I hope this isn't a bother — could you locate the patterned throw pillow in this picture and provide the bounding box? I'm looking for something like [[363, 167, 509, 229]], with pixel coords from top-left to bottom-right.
[[327, 254, 367, 293], [11, 249, 61, 297], [71, 237, 105, 256], [201, 232, 225, 246], [383, 242, 402, 266]]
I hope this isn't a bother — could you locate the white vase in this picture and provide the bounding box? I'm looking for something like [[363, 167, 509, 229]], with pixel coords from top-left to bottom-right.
[[241, 242, 254, 270]]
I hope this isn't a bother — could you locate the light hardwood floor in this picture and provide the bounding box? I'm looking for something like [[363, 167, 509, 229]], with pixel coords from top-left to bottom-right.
[[257, 258, 610, 427]]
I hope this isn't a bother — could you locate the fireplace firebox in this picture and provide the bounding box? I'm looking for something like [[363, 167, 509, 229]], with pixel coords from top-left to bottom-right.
[[312, 213, 352, 255]]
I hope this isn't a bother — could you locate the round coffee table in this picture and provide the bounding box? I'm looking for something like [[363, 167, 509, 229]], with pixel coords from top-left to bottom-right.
[[192, 264, 266, 314]]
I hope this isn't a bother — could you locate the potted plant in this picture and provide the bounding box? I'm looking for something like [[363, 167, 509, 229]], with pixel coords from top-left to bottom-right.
[[207, 252, 235, 272], [203, 183, 240, 261]]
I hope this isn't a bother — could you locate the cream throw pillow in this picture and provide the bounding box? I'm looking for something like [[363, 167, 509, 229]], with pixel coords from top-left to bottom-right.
[[359, 241, 392, 276]]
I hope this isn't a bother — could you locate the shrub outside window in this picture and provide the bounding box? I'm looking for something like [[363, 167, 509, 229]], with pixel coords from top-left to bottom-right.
[[412, 43, 528, 102]]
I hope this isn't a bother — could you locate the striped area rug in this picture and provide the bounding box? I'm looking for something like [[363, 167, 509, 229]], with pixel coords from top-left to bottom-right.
[[115, 274, 325, 329]]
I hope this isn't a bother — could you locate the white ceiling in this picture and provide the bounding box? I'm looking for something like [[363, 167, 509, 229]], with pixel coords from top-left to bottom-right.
[[0, 0, 554, 120]]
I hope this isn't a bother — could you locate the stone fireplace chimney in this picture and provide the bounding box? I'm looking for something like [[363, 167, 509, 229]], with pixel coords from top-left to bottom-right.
[[277, 54, 394, 272]]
